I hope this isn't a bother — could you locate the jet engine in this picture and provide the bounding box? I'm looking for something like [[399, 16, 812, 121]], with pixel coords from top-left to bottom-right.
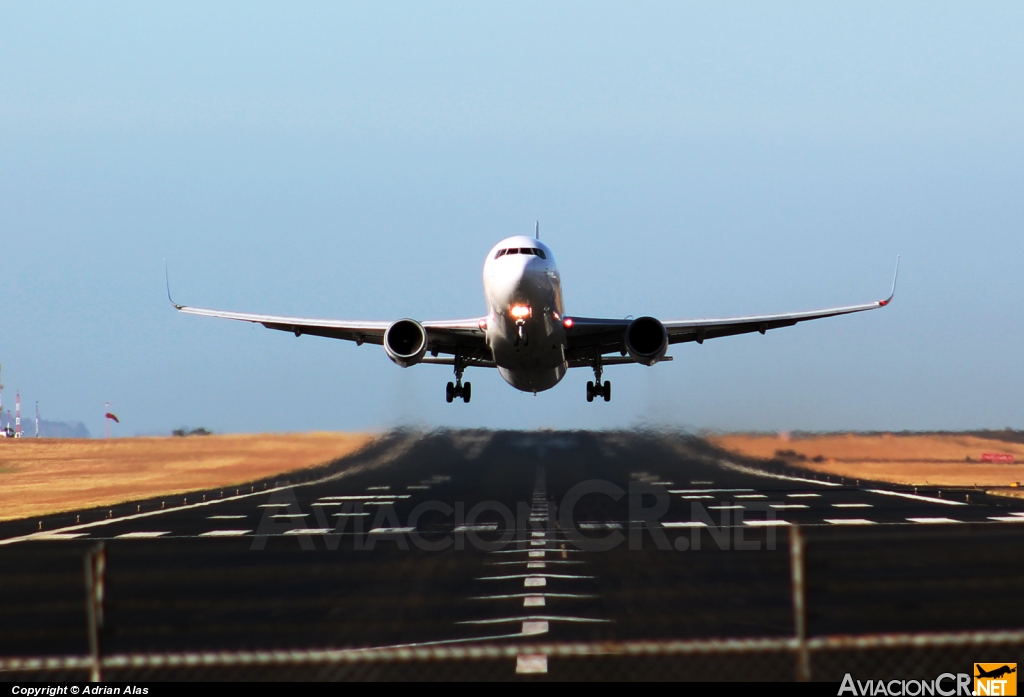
[[384, 319, 428, 368], [624, 316, 668, 366]]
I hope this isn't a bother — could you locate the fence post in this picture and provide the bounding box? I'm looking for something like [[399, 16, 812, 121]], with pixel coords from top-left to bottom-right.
[[790, 526, 811, 681], [84, 542, 106, 682]]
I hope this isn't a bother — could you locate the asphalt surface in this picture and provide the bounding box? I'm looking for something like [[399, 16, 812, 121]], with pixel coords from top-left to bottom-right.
[[1, 430, 1024, 680]]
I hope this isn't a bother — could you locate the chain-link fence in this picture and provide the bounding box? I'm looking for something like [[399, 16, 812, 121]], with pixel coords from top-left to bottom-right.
[[2, 527, 1021, 681]]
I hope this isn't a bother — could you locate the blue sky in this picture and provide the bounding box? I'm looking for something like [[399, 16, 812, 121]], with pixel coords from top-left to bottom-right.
[[1, 2, 1022, 435]]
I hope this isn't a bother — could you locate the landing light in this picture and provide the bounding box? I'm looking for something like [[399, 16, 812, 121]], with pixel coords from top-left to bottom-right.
[[563, 318, 574, 328], [510, 305, 531, 319]]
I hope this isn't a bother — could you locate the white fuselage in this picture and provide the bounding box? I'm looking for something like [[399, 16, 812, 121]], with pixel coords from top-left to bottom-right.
[[482, 236, 568, 392]]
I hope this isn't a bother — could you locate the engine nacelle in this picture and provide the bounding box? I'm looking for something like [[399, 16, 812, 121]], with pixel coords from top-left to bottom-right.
[[624, 316, 668, 366], [384, 319, 428, 368]]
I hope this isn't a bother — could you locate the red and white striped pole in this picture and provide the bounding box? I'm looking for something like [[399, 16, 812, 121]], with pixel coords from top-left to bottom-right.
[[105, 402, 110, 439]]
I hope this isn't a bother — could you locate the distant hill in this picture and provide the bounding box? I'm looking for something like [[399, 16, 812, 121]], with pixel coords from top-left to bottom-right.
[[37, 420, 91, 438]]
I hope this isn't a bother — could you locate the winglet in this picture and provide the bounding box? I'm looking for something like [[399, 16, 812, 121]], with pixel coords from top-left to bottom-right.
[[878, 255, 900, 306], [165, 261, 183, 310]]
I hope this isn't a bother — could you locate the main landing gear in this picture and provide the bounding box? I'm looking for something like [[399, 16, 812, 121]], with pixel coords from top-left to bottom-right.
[[446, 353, 471, 403], [586, 380, 611, 402], [586, 357, 611, 402], [446, 380, 471, 403]]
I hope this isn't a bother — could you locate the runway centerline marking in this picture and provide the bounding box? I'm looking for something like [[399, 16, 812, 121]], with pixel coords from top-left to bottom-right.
[[865, 489, 968, 506], [457, 615, 611, 625], [669, 488, 755, 494], [115, 531, 170, 539], [207, 515, 246, 519], [824, 519, 876, 526], [744, 520, 791, 526], [787, 493, 821, 498], [770, 504, 809, 509], [907, 517, 962, 524], [832, 503, 872, 508]]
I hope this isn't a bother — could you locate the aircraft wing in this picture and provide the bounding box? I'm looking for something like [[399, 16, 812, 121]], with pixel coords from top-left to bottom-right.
[[566, 259, 899, 360], [171, 299, 487, 356]]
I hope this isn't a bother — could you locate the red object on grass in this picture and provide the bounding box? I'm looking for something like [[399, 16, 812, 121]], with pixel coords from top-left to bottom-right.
[[981, 453, 1014, 463]]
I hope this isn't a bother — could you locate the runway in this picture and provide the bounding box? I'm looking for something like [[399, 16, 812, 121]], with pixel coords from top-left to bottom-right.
[[1, 430, 1023, 680]]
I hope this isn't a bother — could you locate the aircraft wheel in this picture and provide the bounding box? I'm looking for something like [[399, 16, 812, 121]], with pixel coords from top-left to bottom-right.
[[586, 381, 594, 402], [603, 381, 612, 402], [446, 382, 455, 403], [463, 382, 472, 403]]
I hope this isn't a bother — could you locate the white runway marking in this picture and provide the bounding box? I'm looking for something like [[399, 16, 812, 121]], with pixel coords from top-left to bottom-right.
[[528, 562, 545, 569], [368, 527, 414, 534], [833, 503, 872, 508], [709, 505, 744, 510], [37, 533, 89, 540], [270, 514, 307, 519], [866, 489, 967, 506], [115, 531, 170, 539], [662, 521, 707, 528], [735, 494, 768, 499], [744, 520, 791, 526], [530, 540, 545, 546], [332, 512, 369, 517], [283, 528, 332, 534], [680, 495, 714, 500], [1009, 512, 1024, 517], [517, 654, 547, 674], [317, 495, 410, 501], [988, 516, 1024, 523], [787, 493, 821, 498], [207, 515, 246, 520], [669, 488, 755, 494], [454, 524, 498, 532], [718, 461, 842, 487], [458, 615, 610, 625], [199, 530, 250, 537], [522, 621, 548, 635], [824, 519, 876, 526], [469, 593, 596, 600], [524, 596, 545, 607], [770, 504, 809, 509], [531, 531, 545, 538], [524, 577, 546, 587], [578, 522, 622, 530], [257, 503, 289, 508], [907, 517, 962, 524], [529, 551, 544, 558]]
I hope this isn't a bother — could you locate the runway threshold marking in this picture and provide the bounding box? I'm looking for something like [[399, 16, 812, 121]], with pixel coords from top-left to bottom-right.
[[907, 517, 962, 524], [865, 489, 968, 506], [824, 519, 876, 526]]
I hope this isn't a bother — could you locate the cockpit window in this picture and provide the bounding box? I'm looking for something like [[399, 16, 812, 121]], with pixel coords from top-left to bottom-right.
[[495, 247, 546, 259]]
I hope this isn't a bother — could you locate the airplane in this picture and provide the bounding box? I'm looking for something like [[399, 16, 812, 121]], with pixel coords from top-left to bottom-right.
[[169, 224, 898, 403], [976, 666, 1017, 680]]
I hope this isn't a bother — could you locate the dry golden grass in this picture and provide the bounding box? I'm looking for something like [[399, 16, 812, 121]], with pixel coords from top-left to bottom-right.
[[709, 433, 1024, 493], [0, 433, 374, 522]]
